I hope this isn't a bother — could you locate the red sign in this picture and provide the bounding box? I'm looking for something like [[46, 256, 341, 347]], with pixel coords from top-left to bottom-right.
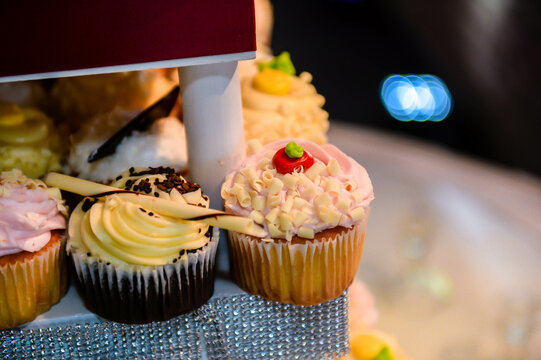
[[0, 1, 256, 79]]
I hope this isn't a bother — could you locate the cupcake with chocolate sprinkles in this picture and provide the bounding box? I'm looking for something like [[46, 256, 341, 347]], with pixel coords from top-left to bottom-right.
[[67, 166, 218, 323]]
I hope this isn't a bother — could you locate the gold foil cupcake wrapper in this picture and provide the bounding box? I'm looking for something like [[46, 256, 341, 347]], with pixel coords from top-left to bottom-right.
[[70, 227, 219, 323], [228, 217, 367, 306], [0, 233, 68, 329]]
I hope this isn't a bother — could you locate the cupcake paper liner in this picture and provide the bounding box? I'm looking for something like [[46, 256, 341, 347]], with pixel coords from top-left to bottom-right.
[[70, 227, 219, 324], [228, 216, 367, 306], [0, 231, 68, 329]]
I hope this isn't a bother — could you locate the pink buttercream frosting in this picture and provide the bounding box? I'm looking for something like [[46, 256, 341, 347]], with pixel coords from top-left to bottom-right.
[[222, 139, 374, 239], [0, 170, 66, 257]]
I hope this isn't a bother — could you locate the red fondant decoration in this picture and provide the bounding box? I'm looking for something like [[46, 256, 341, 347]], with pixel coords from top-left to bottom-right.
[[272, 147, 315, 175], [0, 1, 256, 78]]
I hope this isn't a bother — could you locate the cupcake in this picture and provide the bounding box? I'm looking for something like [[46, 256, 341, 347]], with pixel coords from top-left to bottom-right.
[[0, 169, 68, 329], [222, 139, 373, 305], [67, 167, 219, 323], [242, 52, 329, 146], [50, 70, 176, 132], [65, 108, 188, 183], [0, 101, 63, 178]]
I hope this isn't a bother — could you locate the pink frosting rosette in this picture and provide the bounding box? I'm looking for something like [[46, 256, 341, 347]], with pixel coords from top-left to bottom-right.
[[0, 169, 66, 257]]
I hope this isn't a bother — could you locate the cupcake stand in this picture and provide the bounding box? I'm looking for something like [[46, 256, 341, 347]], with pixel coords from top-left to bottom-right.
[[0, 2, 349, 359]]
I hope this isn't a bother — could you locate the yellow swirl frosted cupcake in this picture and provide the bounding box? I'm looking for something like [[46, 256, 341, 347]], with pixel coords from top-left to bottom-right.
[[242, 52, 329, 146], [222, 140, 373, 305], [0, 102, 63, 178], [68, 167, 219, 323]]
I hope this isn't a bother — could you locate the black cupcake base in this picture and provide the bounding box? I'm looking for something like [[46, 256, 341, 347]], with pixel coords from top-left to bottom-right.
[[69, 228, 219, 324]]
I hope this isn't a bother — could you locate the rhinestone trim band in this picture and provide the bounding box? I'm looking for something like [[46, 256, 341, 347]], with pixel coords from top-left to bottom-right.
[[1, 292, 348, 359]]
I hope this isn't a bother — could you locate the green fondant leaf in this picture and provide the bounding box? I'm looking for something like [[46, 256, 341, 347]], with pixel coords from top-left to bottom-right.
[[258, 51, 296, 76]]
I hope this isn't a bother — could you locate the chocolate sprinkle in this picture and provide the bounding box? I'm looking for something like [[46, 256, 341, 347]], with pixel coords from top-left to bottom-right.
[[148, 212, 154, 216], [139, 208, 146, 213], [82, 198, 98, 212]]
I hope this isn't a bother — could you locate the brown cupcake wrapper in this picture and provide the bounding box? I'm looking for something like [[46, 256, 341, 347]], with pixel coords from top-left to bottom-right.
[[0, 231, 68, 329], [228, 216, 367, 306], [70, 227, 219, 324]]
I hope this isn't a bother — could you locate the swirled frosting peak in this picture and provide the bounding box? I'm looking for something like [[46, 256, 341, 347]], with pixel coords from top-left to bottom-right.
[[0, 102, 62, 178], [222, 139, 374, 240], [68, 167, 212, 266], [242, 69, 329, 145], [0, 169, 67, 257]]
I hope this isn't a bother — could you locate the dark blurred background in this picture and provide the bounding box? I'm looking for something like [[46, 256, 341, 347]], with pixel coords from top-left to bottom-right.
[[271, 0, 540, 175]]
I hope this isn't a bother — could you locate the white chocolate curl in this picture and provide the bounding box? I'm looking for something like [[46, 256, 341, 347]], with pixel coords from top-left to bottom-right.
[[44, 172, 267, 238], [222, 139, 374, 239]]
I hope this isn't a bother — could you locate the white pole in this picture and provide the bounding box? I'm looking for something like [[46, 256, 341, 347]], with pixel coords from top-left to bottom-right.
[[178, 61, 245, 272]]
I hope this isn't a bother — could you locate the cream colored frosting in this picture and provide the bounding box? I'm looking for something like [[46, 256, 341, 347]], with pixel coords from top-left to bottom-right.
[[222, 139, 373, 240], [0, 169, 66, 257], [242, 72, 329, 145], [66, 109, 188, 182], [0, 105, 62, 178], [68, 167, 211, 266]]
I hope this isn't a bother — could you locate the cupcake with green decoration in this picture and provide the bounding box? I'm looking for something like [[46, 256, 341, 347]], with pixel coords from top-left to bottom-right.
[[222, 139, 373, 306], [67, 166, 219, 323], [0, 102, 63, 178], [241, 52, 329, 146]]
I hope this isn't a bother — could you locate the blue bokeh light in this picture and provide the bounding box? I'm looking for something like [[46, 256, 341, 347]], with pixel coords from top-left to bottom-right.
[[380, 74, 452, 122]]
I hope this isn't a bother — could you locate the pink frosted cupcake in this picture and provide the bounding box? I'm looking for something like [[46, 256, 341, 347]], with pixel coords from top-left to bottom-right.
[[221, 139, 373, 305], [0, 169, 68, 329]]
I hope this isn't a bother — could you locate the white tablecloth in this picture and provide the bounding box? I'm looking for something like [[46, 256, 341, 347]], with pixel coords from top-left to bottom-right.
[[330, 123, 541, 360]]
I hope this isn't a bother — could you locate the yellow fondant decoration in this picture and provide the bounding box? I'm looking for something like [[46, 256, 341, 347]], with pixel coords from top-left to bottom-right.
[[350, 333, 392, 360], [253, 68, 293, 95]]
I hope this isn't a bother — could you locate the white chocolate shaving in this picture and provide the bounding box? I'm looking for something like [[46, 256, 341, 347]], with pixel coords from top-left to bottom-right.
[[283, 173, 299, 189], [315, 192, 331, 207], [267, 178, 284, 195], [281, 196, 294, 213], [298, 226, 315, 239], [233, 184, 251, 208], [249, 210, 265, 224], [252, 195, 265, 211], [327, 158, 342, 176], [336, 196, 351, 211], [261, 169, 276, 185], [328, 208, 342, 227], [293, 197, 309, 210], [250, 178, 264, 192], [293, 211, 309, 227], [266, 193, 281, 208], [268, 223, 285, 237], [349, 207, 365, 222], [301, 186, 316, 199], [247, 139, 263, 155], [351, 189, 365, 203], [234, 173, 248, 185], [182, 188, 202, 205], [279, 212, 293, 231], [258, 158, 271, 170], [304, 162, 326, 180], [265, 208, 280, 223], [325, 179, 341, 194], [169, 188, 186, 203]]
